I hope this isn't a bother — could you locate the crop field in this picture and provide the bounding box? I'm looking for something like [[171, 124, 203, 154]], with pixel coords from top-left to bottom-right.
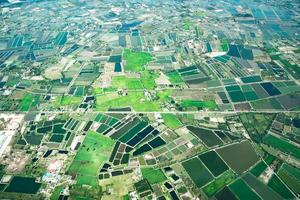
[[112, 76, 143, 90], [180, 99, 217, 110], [141, 168, 167, 184], [278, 163, 300, 194], [123, 49, 153, 72], [216, 141, 259, 174], [187, 126, 223, 147], [161, 114, 182, 129], [19, 93, 40, 111], [55, 95, 82, 107], [215, 186, 238, 200], [229, 178, 261, 200], [262, 134, 300, 159], [202, 170, 236, 197], [182, 157, 213, 187], [250, 161, 268, 177], [199, 151, 229, 177], [68, 130, 115, 187], [242, 173, 282, 200], [267, 174, 295, 199], [95, 91, 161, 111]]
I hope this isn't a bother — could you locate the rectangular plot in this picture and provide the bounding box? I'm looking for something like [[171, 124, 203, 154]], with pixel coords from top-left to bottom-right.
[[182, 157, 213, 187], [242, 173, 282, 200], [187, 126, 223, 147], [119, 121, 148, 143], [252, 84, 270, 98], [110, 117, 140, 139], [229, 178, 261, 200], [199, 151, 229, 177], [260, 82, 281, 96], [228, 91, 246, 102], [217, 141, 259, 174]]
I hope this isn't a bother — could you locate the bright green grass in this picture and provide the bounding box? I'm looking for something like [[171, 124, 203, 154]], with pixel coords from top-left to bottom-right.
[[221, 39, 229, 52], [55, 95, 82, 107], [141, 168, 167, 184], [19, 93, 40, 111], [112, 76, 143, 90], [123, 49, 153, 72], [96, 91, 161, 111], [166, 71, 184, 84], [68, 130, 115, 187], [140, 70, 159, 89], [180, 99, 217, 110], [202, 170, 236, 197], [161, 114, 182, 129]]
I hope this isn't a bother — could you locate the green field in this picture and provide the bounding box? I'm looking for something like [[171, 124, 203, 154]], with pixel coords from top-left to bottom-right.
[[112, 76, 143, 90], [96, 91, 161, 111], [166, 71, 184, 84], [141, 168, 167, 184], [68, 130, 115, 187], [161, 114, 182, 129], [250, 161, 268, 177], [229, 178, 261, 200], [216, 141, 259, 174], [19, 93, 40, 111], [267, 174, 295, 199], [182, 157, 213, 187], [180, 99, 217, 110], [278, 164, 300, 194], [199, 151, 229, 177], [55, 95, 82, 107], [202, 170, 235, 197], [123, 49, 153, 72], [262, 134, 300, 159]]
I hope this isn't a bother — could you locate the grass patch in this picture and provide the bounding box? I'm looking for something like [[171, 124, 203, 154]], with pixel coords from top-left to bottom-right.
[[55, 95, 82, 107], [166, 71, 184, 84], [161, 114, 182, 129], [96, 91, 161, 111], [68, 130, 115, 187], [123, 49, 153, 72], [180, 99, 217, 110], [112, 76, 143, 90], [202, 170, 236, 197], [19, 93, 40, 111], [141, 168, 167, 184]]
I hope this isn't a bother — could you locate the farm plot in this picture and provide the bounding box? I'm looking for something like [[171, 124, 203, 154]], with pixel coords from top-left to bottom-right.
[[182, 157, 213, 187], [229, 178, 261, 200], [68, 130, 115, 187], [262, 134, 300, 159], [141, 168, 167, 184], [216, 141, 259, 174], [187, 126, 223, 147], [278, 163, 300, 194], [242, 173, 283, 200], [198, 151, 229, 177]]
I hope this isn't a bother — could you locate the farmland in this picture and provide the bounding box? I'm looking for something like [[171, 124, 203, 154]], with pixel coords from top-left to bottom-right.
[[0, 0, 300, 199]]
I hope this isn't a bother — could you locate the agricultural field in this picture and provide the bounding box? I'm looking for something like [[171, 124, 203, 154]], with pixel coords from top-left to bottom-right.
[[0, 0, 300, 199], [68, 130, 115, 187]]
